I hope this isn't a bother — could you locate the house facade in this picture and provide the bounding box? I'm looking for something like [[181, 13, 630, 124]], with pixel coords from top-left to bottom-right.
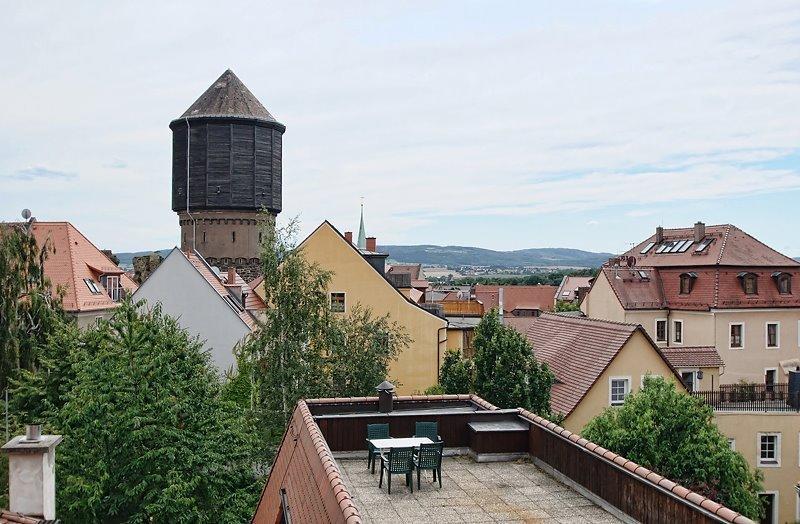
[[255, 221, 447, 394], [581, 222, 800, 387], [132, 248, 261, 373]]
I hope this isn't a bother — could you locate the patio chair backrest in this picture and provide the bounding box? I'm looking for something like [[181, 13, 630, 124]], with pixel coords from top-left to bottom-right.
[[415, 421, 438, 441], [417, 442, 443, 469], [367, 423, 390, 440], [388, 447, 414, 473]]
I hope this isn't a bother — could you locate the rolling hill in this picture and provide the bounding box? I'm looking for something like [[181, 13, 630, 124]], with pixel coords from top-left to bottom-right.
[[378, 245, 612, 268]]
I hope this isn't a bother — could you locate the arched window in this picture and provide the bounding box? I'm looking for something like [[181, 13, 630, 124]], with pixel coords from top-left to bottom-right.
[[679, 272, 697, 295], [738, 272, 758, 295], [772, 272, 792, 295]]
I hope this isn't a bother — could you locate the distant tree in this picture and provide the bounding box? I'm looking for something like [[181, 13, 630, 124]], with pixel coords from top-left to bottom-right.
[[0, 224, 66, 391], [12, 301, 262, 523], [554, 300, 581, 312], [472, 309, 554, 414], [325, 304, 410, 397], [582, 376, 763, 520], [438, 349, 474, 394]]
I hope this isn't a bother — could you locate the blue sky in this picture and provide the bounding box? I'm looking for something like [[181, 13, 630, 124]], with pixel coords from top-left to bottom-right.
[[2, 1, 799, 256]]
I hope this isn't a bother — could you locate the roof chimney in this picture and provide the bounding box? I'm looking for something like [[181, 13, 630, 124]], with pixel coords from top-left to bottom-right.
[[344, 231, 353, 244], [694, 221, 705, 243], [2, 424, 63, 520], [227, 267, 236, 284], [366, 237, 377, 252], [655, 226, 664, 244]]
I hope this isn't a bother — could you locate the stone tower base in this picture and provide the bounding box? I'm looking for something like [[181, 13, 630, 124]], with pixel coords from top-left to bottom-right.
[[178, 210, 274, 282]]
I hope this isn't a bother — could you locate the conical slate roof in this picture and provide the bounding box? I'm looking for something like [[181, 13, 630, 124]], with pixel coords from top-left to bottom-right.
[[178, 69, 280, 124]]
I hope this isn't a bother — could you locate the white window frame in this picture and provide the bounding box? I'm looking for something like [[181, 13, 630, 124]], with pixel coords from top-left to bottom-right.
[[758, 491, 779, 524], [609, 376, 631, 406], [655, 318, 668, 343], [678, 369, 698, 391], [728, 322, 745, 350], [673, 319, 684, 345], [329, 291, 346, 313], [757, 432, 781, 468], [764, 367, 778, 386], [765, 321, 780, 349]]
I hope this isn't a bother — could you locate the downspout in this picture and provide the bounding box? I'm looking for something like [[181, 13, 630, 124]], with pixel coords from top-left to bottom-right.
[[437, 325, 447, 381], [185, 117, 197, 251]]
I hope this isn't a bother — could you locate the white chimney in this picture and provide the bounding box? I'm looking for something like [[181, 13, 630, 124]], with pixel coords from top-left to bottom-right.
[[498, 287, 504, 320], [2, 424, 62, 520]]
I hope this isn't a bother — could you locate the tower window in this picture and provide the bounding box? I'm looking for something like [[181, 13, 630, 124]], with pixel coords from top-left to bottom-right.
[[259, 232, 262, 243], [203, 231, 206, 243], [232, 231, 236, 243]]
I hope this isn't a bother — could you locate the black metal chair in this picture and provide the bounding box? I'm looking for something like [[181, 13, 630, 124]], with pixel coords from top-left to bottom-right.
[[379, 446, 415, 494], [413, 441, 444, 489], [366, 423, 390, 474], [414, 421, 441, 443]]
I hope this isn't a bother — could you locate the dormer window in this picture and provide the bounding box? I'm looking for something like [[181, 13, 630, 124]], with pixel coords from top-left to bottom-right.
[[679, 272, 697, 294], [738, 272, 758, 295], [771, 272, 792, 295]]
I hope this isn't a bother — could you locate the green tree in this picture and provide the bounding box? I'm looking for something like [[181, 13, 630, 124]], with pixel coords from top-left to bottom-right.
[[438, 350, 474, 394], [554, 300, 581, 312], [13, 301, 262, 523], [472, 309, 554, 414], [0, 224, 66, 390], [582, 376, 763, 520], [325, 304, 410, 397]]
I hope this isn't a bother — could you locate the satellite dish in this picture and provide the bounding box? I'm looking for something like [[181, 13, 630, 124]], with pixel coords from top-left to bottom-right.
[[627, 256, 636, 267], [21, 209, 31, 220]]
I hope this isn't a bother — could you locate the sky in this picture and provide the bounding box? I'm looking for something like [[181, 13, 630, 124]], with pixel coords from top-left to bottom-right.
[[2, 1, 800, 257]]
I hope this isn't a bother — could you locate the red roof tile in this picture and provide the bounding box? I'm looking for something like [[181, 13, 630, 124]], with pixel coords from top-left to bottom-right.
[[0, 511, 47, 524], [660, 346, 724, 368], [624, 224, 799, 268], [29, 222, 137, 313], [475, 285, 557, 314]]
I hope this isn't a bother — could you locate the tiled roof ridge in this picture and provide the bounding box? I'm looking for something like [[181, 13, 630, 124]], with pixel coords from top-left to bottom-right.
[[297, 401, 362, 523], [715, 225, 732, 265], [660, 345, 716, 351], [516, 409, 754, 524]]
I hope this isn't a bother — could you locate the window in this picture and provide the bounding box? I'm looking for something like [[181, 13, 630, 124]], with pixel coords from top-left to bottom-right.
[[679, 273, 696, 294], [673, 320, 683, 344], [739, 272, 758, 295], [680, 371, 696, 392], [640, 242, 655, 254], [757, 433, 781, 467], [655, 319, 667, 343], [727, 438, 735, 451], [766, 322, 780, 348], [729, 323, 744, 349], [232, 231, 236, 243], [772, 272, 792, 295], [84, 278, 102, 294], [764, 368, 778, 393], [609, 377, 631, 406], [101, 275, 121, 302], [202, 231, 207, 243], [330, 292, 345, 313], [759, 492, 778, 524]]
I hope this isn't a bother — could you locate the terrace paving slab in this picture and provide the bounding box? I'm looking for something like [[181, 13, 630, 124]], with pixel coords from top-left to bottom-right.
[[338, 456, 623, 523]]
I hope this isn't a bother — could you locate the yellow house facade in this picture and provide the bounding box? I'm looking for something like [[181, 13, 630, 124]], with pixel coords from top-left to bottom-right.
[[256, 221, 447, 394], [521, 313, 686, 434]]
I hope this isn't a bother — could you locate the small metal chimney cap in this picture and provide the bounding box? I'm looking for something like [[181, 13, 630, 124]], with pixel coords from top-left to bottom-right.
[[23, 424, 42, 443], [376, 381, 395, 392]]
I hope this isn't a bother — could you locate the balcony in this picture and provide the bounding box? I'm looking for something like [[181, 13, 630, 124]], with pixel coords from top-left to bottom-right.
[[691, 383, 800, 413]]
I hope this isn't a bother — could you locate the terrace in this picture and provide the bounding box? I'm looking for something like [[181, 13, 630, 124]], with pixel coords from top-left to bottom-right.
[[253, 393, 754, 524], [691, 383, 800, 413]]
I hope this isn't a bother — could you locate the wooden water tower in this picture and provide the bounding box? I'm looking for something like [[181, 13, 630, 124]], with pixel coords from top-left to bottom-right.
[[170, 69, 285, 280]]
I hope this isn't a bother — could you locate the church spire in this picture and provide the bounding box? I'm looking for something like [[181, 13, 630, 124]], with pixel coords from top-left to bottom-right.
[[357, 201, 366, 249]]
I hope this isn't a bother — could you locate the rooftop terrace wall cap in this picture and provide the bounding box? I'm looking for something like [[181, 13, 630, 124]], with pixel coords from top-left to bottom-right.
[[657, 478, 677, 491], [731, 514, 755, 524], [700, 499, 723, 513], [685, 492, 705, 505]]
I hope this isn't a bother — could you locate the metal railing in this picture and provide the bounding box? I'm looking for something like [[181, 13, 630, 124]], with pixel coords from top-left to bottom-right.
[[691, 383, 800, 412]]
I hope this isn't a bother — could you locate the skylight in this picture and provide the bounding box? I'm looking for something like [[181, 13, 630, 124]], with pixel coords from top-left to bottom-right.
[[668, 240, 686, 253], [640, 242, 656, 254], [655, 243, 670, 254], [678, 240, 694, 253], [695, 239, 712, 252], [84, 278, 102, 294]]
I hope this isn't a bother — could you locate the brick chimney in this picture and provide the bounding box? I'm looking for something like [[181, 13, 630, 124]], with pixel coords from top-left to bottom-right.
[[344, 231, 353, 244], [2, 424, 62, 520], [694, 221, 705, 242], [227, 267, 237, 284], [655, 226, 664, 244], [366, 237, 377, 252]]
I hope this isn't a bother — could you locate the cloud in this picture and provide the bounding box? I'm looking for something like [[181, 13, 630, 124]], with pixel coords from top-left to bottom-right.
[[103, 159, 127, 169], [3, 166, 77, 181], [586, 220, 600, 226]]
